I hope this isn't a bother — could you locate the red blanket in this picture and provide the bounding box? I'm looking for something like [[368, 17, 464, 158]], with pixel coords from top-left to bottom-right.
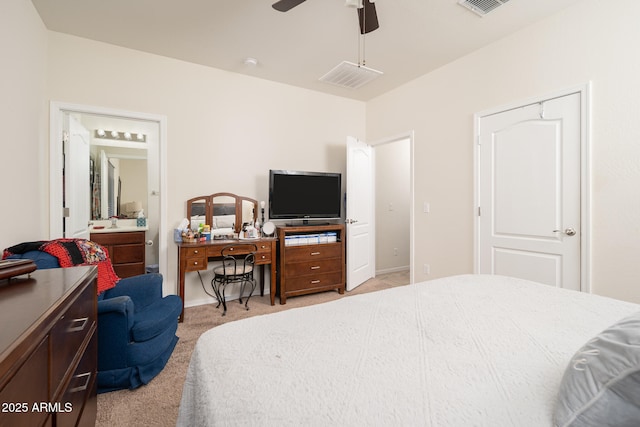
[[41, 239, 120, 294]]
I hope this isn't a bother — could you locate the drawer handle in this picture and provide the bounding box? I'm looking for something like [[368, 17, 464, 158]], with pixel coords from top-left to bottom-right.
[[261, 255, 266, 259], [311, 280, 321, 284], [310, 266, 321, 270], [193, 261, 198, 265], [69, 372, 91, 393], [261, 245, 267, 249], [229, 247, 234, 251], [310, 252, 321, 256], [194, 250, 199, 254], [68, 317, 89, 333]]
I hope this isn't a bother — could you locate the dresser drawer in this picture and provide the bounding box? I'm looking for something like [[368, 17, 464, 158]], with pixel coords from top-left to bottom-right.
[[285, 244, 342, 262], [207, 243, 263, 259], [56, 333, 96, 427], [90, 231, 144, 245], [284, 258, 341, 278], [111, 244, 145, 264], [256, 242, 273, 252], [255, 251, 272, 264], [50, 283, 96, 398], [183, 247, 205, 258], [285, 271, 343, 292], [0, 336, 49, 427], [184, 256, 207, 271]]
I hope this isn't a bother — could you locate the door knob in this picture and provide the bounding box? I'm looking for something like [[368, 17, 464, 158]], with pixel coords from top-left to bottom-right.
[[345, 218, 358, 224], [553, 228, 576, 236]]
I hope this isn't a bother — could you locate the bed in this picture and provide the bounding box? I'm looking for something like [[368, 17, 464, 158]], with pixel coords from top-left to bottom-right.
[[177, 274, 640, 426]]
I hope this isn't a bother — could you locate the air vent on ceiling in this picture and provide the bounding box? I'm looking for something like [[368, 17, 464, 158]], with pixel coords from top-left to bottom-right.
[[319, 61, 383, 89], [458, 0, 510, 16]]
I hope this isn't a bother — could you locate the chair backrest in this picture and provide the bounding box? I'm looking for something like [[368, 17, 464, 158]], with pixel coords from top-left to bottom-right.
[[219, 243, 257, 278]]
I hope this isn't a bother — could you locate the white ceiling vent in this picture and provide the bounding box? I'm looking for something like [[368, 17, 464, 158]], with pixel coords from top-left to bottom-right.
[[458, 0, 510, 16], [319, 61, 383, 89]]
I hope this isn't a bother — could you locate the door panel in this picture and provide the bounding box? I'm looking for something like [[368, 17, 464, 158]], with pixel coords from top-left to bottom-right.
[[493, 248, 561, 286], [494, 121, 559, 237], [64, 115, 91, 240], [478, 93, 581, 290], [346, 136, 374, 291]]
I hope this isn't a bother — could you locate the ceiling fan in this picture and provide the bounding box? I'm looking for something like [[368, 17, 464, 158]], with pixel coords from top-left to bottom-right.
[[272, 0, 379, 34]]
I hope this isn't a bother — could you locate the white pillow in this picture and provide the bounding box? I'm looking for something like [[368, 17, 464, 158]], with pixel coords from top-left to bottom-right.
[[554, 311, 640, 426]]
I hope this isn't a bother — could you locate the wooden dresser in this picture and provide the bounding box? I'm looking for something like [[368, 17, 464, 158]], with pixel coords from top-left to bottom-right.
[[90, 231, 145, 278], [276, 224, 345, 304], [0, 266, 98, 427]]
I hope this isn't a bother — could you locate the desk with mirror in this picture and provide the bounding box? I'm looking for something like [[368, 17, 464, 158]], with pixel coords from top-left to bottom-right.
[[177, 193, 276, 321]]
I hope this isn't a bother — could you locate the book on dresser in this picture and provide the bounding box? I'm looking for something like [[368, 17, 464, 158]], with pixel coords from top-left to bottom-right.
[[276, 224, 345, 304]]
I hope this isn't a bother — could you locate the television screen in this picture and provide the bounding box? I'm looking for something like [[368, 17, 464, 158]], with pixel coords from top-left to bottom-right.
[[269, 170, 342, 220]]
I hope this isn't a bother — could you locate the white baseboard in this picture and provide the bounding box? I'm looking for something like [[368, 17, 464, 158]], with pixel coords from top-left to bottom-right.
[[375, 265, 410, 276]]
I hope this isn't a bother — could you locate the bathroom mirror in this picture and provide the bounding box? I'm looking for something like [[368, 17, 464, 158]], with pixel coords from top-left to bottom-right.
[[93, 146, 148, 220]]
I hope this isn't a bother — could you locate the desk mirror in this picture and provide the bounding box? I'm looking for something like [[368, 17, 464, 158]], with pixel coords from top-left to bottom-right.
[[186, 193, 257, 236]]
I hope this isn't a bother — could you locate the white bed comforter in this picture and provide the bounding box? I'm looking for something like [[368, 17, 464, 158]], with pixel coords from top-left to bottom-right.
[[177, 274, 639, 426]]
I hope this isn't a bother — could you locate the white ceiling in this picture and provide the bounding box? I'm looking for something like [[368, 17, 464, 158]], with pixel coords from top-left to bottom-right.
[[31, 0, 581, 101]]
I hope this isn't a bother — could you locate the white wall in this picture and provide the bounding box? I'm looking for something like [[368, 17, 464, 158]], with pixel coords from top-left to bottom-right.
[[367, 0, 640, 303], [0, 0, 48, 249], [46, 32, 366, 306]]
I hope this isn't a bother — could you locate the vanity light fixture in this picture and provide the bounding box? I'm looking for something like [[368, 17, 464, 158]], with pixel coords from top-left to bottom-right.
[[94, 129, 147, 143]]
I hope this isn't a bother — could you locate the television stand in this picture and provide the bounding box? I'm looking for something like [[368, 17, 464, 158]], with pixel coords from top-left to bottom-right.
[[283, 220, 341, 227], [276, 223, 345, 304]]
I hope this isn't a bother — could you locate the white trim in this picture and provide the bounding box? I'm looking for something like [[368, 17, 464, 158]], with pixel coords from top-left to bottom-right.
[[376, 265, 410, 276], [369, 130, 416, 284], [49, 102, 171, 293], [473, 83, 592, 293]]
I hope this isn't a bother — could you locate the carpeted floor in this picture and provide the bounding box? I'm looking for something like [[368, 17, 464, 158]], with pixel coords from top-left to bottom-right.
[[96, 270, 410, 426]]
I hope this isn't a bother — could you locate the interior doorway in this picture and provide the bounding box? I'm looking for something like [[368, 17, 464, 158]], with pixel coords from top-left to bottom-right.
[[372, 132, 415, 285], [49, 102, 169, 292]]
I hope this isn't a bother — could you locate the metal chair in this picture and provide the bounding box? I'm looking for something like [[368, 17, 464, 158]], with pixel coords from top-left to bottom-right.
[[210, 243, 257, 315]]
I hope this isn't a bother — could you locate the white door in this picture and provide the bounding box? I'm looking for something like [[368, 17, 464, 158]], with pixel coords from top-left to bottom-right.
[[346, 136, 375, 291], [64, 115, 91, 239], [477, 93, 581, 290]]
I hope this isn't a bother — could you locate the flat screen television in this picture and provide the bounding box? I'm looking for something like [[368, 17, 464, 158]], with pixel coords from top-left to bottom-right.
[[269, 170, 342, 220]]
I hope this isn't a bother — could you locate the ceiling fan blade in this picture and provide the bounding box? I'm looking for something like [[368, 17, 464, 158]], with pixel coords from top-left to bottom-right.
[[357, 0, 379, 34], [272, 0, 307, 12]]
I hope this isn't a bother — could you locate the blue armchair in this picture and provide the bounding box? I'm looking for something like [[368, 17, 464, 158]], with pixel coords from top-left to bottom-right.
[[8, 250, 182, 393]]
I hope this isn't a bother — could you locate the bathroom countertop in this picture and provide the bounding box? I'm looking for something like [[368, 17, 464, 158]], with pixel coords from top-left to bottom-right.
[[90, 225, 148, 234], [89, 219, 148, 234]]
